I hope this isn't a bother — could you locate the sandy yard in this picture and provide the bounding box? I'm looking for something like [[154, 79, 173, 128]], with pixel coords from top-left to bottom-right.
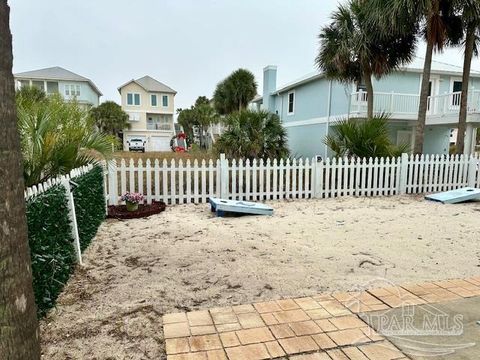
[[40, 195, 480, 359]]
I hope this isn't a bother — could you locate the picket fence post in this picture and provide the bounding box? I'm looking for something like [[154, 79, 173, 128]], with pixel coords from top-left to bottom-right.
[[108, 160, 118, 205], [313, 155, 323, 198], [61, 178, 83, 265], [220, 153, 228, 198], [467, 155, 477, 187], [398, 153, 409, 194]]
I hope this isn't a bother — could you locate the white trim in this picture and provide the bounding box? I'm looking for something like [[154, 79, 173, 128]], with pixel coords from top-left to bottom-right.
[[287, 90, 295, 115], [120, 109, 174, 115], [282, 115, 349, 128], [161, 94, 169, 108]]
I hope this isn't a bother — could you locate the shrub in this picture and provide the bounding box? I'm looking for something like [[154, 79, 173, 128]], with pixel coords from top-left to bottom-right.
[[26, 165, 105, 317]]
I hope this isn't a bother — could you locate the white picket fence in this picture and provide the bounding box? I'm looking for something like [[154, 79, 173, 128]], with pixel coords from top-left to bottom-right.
[[105, 154, 480, 205], [24, 164, 95, 265]]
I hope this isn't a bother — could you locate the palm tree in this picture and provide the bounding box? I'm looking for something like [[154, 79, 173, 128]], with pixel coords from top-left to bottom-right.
[[0, 2, 41, 358], [215, 110, 289, 159], [195, 103, 219, 149], [213, 69, 257, 115], [17, 92, 114, 186], [316, 0, 416, 119], [367, 0, 462, 154], [324, 115, 410, 158], [456, 0, 480, 154], [89, 100, 130, 138]]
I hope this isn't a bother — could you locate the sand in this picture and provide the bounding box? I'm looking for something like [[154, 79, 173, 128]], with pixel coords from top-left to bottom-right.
[[40, 195, 480, 359]]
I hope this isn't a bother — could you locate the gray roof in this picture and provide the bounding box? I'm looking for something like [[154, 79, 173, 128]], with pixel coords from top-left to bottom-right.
[[14, 66, 102, 96], [118, 75, 177, 94]]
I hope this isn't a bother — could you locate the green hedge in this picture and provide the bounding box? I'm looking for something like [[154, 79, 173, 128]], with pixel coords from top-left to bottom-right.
[[26, 165, 105, 317], [74, 166, 106, 251]]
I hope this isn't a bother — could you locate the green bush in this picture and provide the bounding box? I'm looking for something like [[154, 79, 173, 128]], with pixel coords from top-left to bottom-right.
[[26, 185, 76, 317], [26, 165, 105, 317], [74, 166, 105, 251]]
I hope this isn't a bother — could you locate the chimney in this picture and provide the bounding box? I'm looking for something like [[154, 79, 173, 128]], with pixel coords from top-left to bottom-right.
[[262, 65, 277, 112]]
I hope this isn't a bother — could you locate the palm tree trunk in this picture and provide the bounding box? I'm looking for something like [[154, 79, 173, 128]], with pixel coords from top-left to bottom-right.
[[414, 31, 435, 155], [456, 23, 475, 155], [0, 3, 41, 359], [363, 66, 374, 119]]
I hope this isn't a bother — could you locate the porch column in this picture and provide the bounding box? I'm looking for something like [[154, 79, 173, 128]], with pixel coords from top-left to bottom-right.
[[464, 124, 475, 155]]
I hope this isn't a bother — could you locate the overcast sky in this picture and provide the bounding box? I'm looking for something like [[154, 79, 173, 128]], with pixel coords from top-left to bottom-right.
[[10, 0, 480, 110]]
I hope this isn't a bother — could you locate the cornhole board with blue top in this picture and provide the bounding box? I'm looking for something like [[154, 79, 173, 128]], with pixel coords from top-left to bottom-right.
[[209, 197, 273, 217], [425, 187, 480, 204]]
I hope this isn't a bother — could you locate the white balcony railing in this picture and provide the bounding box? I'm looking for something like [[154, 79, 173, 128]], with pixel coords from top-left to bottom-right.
[[350, 90, 480, 119]]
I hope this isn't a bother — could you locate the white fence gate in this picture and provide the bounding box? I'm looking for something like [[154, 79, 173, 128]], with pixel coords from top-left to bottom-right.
[[105, 154, 480, 206]]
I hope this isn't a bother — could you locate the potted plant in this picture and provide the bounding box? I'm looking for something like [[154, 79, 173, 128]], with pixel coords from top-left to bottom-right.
[[121, 192, 144, 212]]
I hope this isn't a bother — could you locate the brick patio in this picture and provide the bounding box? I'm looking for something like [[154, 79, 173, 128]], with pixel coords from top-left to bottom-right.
[[162, 276, 480, 359]]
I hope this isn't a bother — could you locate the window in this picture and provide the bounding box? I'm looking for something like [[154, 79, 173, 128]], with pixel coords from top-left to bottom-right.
[[151, 94, 157, 106], [19, 80, 30, 88], [127, 93, 140, 106], [65, 84, 80, 97], [287, 91, 295, 114], [46, 81, 58, 94], [32, 81, 44, 91], [452, 81, 462, 93], [162, 95, 168, 107], [127, 112, 141, 122]]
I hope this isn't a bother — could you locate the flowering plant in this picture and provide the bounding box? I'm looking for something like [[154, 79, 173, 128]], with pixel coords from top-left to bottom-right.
[[121, 192, 144, 205]]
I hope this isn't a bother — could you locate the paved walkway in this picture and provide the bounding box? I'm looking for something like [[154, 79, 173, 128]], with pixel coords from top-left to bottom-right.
[[162, 277, 480, 359]]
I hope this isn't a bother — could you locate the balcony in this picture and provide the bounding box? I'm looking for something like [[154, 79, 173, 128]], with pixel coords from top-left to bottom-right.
[[349, 90, 480, 125]]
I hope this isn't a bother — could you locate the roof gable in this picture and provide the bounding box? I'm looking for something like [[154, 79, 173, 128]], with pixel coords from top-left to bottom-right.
[[118, 75, 176, 94]]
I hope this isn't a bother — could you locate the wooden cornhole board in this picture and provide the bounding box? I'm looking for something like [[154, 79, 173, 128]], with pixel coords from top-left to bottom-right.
[[209, 197, 273, 217], [425, 187, 480, 204]]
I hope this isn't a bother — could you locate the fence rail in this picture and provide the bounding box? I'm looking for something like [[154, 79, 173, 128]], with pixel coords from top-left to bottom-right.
[[105, 154, 480, 205]]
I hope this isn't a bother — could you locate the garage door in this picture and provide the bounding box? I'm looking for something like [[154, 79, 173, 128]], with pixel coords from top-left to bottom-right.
[[151, 136, 171, 151]]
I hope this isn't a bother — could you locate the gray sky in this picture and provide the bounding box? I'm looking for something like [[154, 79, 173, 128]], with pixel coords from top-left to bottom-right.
[[10, 0, 479, 110]]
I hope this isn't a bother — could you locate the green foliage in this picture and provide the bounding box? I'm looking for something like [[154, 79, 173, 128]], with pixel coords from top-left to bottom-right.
[[73, 166, 106, 251], [26, 185, 75, 318], [316, 0, 416, 84], [26, 166, 105, 317], [16, 89, 114, 186], [90, 100, 130, 136], [324, 115, 409, 158], [213, 69, 257, 115], [215, 110, 289, 160]]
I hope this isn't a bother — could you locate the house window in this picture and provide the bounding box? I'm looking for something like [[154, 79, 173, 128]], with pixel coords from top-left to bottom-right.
[[451, 80, 462, 107], [65, 84, 80, 97], [287, 91, 295, 114], [127, 93, 140, 106], [32, 81, 44, 91], [46, 81, 58, 94], [151, 94, 157, 106], [162, 95, 168, 107], [127, 112, 141, 122], [19, 80, 30, 88], [452, 81, 462, 93]]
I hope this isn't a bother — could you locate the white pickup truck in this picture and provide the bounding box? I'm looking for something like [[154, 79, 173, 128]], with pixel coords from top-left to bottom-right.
[[127, 138, 146, 152]]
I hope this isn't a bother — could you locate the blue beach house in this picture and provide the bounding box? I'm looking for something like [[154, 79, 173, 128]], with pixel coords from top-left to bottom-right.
[[252, 59, 480, 158]]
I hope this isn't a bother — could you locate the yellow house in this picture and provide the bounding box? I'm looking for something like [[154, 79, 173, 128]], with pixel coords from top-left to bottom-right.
[[118, 76, 176, 151]]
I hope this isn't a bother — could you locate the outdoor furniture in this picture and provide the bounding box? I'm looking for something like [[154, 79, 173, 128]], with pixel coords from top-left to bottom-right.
[[425, 187, 480, 204], [209, 197, 274, 217]]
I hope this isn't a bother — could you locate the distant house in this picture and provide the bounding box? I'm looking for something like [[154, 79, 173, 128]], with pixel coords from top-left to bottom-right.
[[14, 66, 102, 107], [252, 59, 480, 158], [118, 76, 176, 152]]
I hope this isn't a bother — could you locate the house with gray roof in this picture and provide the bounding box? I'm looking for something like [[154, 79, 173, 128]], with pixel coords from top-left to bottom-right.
[[252, 58, 480, 158], [14, 66, 102, 107], [118, 75, 176, 152]]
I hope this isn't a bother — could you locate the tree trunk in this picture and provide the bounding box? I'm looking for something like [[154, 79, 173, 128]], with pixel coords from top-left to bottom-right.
[[0, 3, 41, 359], [363, 66, 374, 119], [456, 23, 475, 155], [414, 32, 435, 155]]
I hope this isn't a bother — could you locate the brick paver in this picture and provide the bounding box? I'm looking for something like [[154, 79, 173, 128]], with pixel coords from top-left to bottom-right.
[[163, 276, 480, 359]]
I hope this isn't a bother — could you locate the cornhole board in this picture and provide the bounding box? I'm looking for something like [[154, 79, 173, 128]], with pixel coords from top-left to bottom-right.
[[209, 197, 273, 217], [425, 187, 480, 204]]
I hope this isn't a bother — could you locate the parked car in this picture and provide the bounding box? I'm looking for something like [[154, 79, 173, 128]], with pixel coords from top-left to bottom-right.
[[127, 138, 146, 152]]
